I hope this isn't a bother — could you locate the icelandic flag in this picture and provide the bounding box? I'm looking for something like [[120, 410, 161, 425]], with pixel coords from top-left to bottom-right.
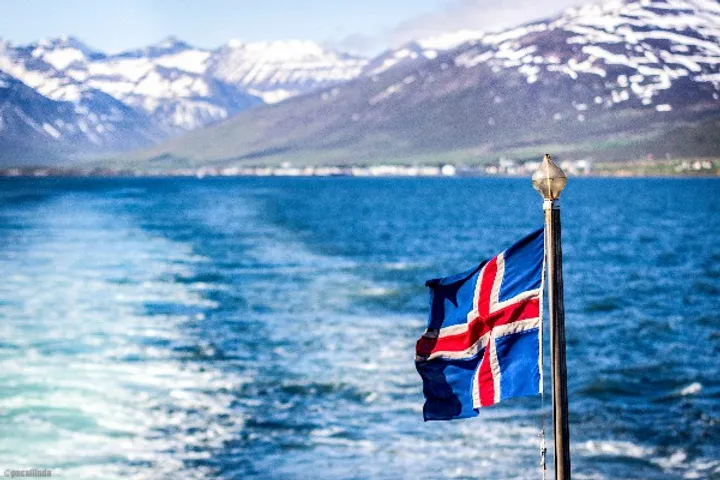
[[415, 228, 544, 421]]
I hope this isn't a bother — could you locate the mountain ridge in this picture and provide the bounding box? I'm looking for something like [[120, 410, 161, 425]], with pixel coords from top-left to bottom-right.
[[1, 0, 719, 168], [0, 35, 370, 165], [118, 0, 720, 168]]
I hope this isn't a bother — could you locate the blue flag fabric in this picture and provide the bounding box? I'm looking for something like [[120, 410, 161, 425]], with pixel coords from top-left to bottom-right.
[[415, 228, 544, 421]]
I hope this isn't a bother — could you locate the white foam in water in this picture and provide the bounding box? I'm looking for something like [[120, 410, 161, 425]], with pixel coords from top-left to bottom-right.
[[7, 184, 716, 479], [355, 286, 398, 297], [382, 261, 423, 270], [185, 193, 547, 479], [0, 196, 244, 479], [580, 440, 719, 478], [679, 382, 702, 396], [582, 440, 654, 458], [225, 187, 718, 478]]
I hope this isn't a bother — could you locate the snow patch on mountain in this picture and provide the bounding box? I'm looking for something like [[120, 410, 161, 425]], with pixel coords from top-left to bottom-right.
[[434, 0, 720, 111], [207, 40, 368, 103], [418, 30, 485, 51], [153, 50, 211, 74], [0, 70, 159, 158]]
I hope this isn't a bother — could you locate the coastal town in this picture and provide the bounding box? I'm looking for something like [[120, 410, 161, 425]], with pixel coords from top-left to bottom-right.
[[2, 157, 717, 178]]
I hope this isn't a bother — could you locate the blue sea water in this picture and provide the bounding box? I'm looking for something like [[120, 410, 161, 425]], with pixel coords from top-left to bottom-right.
[[0, 177, 718, 480]]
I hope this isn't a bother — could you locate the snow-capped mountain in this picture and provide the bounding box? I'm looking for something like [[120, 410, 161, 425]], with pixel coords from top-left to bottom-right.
[[130, 0, 720, 167], [363, 30, 486, 77], [0, 69, 159, 166], [1, 35, 366, 129], [2, 0, 720, 167], [0, 35, 368, 164], [368, 0, 720, 106], [209, 39, 368, 103], [445, 0, 720, 109], [1, 36, 263, 132]]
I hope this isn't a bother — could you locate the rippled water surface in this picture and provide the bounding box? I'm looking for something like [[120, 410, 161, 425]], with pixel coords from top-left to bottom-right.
[[0, 177, 718, 479]]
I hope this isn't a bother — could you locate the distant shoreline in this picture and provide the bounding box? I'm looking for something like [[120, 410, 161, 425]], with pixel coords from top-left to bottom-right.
[[3, 158, 718, 179], [1, 168, 718, 179]]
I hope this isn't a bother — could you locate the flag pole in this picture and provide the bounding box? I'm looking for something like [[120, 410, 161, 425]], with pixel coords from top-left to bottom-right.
[[532, 154, 571, 480]]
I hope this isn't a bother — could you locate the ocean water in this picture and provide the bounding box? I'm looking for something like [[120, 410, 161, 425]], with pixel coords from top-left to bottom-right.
[[0, 177, 718, 480]]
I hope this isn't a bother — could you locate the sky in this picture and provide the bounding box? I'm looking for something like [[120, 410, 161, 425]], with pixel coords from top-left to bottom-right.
[[0, 0, 588, 54]]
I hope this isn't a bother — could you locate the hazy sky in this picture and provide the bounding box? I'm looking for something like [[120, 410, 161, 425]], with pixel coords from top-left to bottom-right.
[[0, 0, 589, 54]]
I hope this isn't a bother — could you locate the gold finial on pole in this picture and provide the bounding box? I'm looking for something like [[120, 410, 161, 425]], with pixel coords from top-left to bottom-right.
[[532, 154, 567, 201], [533, 154, 571, 480]]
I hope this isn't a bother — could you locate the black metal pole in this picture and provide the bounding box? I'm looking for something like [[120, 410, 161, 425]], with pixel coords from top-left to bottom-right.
[[545, 202, 571, 480]]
